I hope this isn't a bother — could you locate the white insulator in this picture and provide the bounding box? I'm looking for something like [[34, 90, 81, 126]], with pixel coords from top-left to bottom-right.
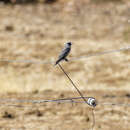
[[87, 98, 97, 107]]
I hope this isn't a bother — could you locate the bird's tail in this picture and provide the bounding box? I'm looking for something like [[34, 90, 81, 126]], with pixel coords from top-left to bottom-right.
[[55, 59, 61, 65]]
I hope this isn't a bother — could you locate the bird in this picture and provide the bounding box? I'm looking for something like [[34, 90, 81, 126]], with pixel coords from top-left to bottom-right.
[[55, 42, 72, 65]]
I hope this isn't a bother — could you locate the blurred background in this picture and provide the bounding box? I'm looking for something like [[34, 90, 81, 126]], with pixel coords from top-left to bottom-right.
[[0, 0, 130, 129]]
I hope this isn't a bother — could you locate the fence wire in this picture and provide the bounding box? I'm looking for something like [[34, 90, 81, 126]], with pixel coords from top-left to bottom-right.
[[0, 97, 129, 130], [0, 45, 130, 65], [0, 45, 130, 130], [0, 97, 129, 107]]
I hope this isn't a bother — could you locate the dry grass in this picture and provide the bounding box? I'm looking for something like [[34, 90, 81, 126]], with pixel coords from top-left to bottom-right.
[[0, 91, 129, 130], [0, 1, 130, 92], [0, 0, 130, 129]]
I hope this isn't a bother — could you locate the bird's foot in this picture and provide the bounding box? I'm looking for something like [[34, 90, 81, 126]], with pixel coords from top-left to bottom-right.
[[65, 58, 68, 62]]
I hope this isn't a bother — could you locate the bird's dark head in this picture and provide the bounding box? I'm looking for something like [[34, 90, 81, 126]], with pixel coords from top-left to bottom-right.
[[67, 42, 72, 46]]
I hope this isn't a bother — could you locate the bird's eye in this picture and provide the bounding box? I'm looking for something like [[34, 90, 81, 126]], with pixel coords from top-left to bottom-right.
[[68, 42, 71, 45]]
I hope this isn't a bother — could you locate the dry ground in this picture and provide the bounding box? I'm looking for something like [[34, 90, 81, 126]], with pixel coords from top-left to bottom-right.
[[0, 0, 130, 130], [0, 90, 130, 130]]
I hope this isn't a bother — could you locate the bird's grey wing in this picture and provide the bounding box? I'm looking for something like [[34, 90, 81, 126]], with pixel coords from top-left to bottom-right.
[[58, 47, 71, 59]]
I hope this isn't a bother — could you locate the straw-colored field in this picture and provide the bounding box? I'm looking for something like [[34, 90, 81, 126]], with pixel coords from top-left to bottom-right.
[[0, 0, 130, 129]]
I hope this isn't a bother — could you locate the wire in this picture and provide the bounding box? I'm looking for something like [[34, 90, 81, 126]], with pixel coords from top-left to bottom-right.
[[99, 102, 130, 107], [0, 97, 93, 104], [70, 45, 130, 61], [0, 97, 129, 106], [58, 63, 95, 106], [0, 59, 53, 64], [0, 45, 130, 65], [91, 109, 95, 130], [0, 45, 130, 130], [0, 97, 129, 130]]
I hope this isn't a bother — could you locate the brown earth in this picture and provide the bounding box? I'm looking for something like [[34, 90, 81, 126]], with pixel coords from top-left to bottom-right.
[[0, 0, 130, 130]]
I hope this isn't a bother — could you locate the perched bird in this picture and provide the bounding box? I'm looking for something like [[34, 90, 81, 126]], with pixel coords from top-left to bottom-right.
[[55, 42, 72, 65]]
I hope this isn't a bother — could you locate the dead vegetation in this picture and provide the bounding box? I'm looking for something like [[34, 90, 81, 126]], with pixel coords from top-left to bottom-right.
[[0, 0, 130, 129]]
